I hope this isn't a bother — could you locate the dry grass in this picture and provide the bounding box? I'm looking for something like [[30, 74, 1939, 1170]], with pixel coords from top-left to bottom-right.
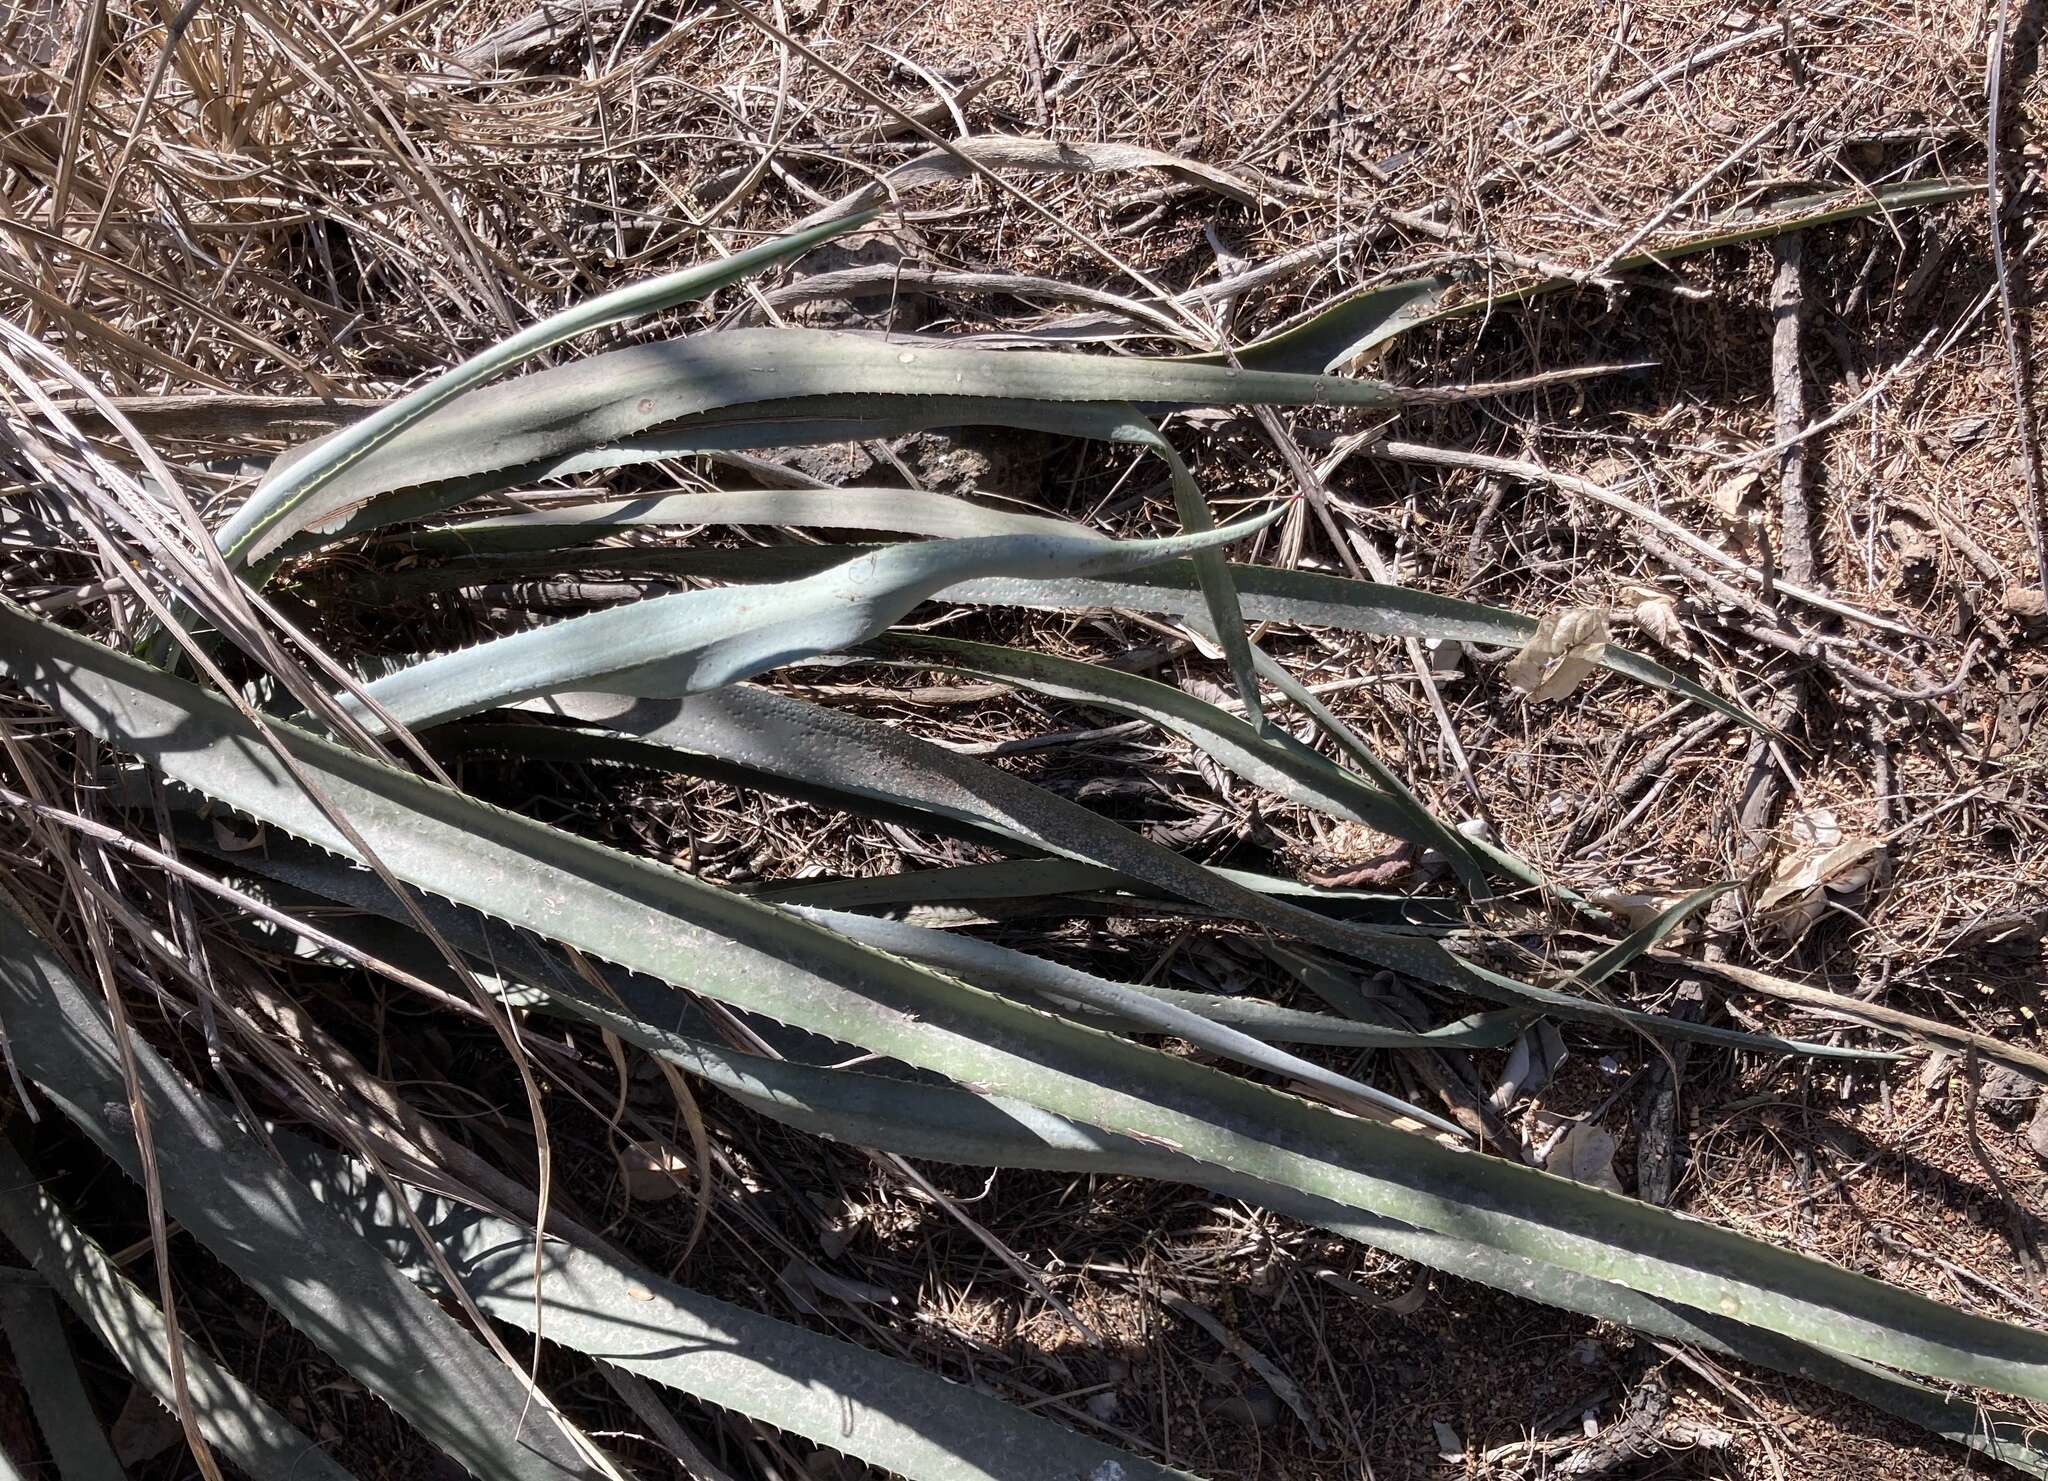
[[2, 0, 2046, 1477]]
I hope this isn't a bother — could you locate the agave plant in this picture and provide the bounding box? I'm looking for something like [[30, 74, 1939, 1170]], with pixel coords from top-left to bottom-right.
[[3, 193, 2045, 1481]]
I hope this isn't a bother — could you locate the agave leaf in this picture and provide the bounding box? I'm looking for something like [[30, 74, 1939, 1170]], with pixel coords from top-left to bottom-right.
[[796, 133, 1263, 224], [276, 390, 1229, 558], [175, 837, 2048, 1476], [462, 715, 1027, 857], [1086, 408, 1271, 729], [10, 608, 2041, 1402], [408, 488, 1090, 553], [394, 479, 1505, 878], [273, 1136, 1187, 1481], [216, 214, 879, 568], [402, 492, 1501, 889], [170, 855, 2048, 1481], [272, 395, 1134, 557], [346, 399, 1277, 744], [1572, 883, 1735, 990], [1204, 275, 1451, 374], [347, 544, 1748, 725], [0, 1139, 359, 1481], [749, 856, 1463, 928], [937, 560, 1751, 726], [0, 1274, 125, 1481], [1240, 640, 1502, 894], [262, 183, 1966, 564], [206, 823, 1507, 1054], [788, 904, 1477, 1130], [327, 512, 1277, 733], [250, 329, 1403, 563], [0, 899, 605, 1481], [499, 688, 1499, 991], [868, 632, 1462, 863], [1218, 178, 1975, 375], [499, 689, 1869, 1059], [684, 1060, 2048, 1478]]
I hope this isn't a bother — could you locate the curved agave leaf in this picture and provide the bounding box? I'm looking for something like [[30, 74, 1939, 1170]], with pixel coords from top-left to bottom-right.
[[217, 214, 880, 568], [940, 560, 1751, 725], [1204, 275, 1450, 374], [0, 1273, 124, 1481], [0, 900, 603, 1481], [344, 543, 1749, 725], [869, 631, 1468, 855], [1209, 178, 1976, 375], [1087, 409, 1271, 729], [0, 1138, 358, 1481], [198, 821, 1508, 1055], [275, 395, 1153, 557], [788, 905, 1472, 1130], [161, 856, 2048, 1480], [8, 607, 2041, 1404], [408, 488, 1090, 552], [498, 689, 1492, 990], [247, 328, 1403, 564], [498, 689, 1868, 1060], [279, 1134, 1190, 1481], [1235, 638, 1525, 896], [327, 511, 1278, 733], [406, 492, 1475, 888], [751, 856, 1464, 929]]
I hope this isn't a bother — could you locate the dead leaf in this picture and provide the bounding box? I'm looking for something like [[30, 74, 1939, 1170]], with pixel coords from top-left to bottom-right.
[[1709, 469, 1761, 521], [1178, 621, 1227, 660], [1547, 1121, 1624, 1194], [2029, 1097, 2048, 1164], [1977, 1061, 2038, 1113], [1630, 593, 1691, 656], [1945, 415, 1991, 449], [1887, 518, 1936, 570], [617, 1139, 692, 1202], [1588, 887, 1685, 931], [1788, 806, 1841, 850], [1709, 469, 1764, 553], [1756, 810, 1882, 941], [1504, 605, 1609, 703], [1490, 1022, 1568, 1110], [2004, 587, 2047, 620]]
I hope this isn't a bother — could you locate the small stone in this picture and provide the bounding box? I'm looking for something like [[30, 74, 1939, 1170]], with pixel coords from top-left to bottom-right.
[[1977, 1061, 2039, 1113], [2004, 587, 2048, 620], [1945, 415, 1992, 448], [1887, 518, 1937, 571]]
